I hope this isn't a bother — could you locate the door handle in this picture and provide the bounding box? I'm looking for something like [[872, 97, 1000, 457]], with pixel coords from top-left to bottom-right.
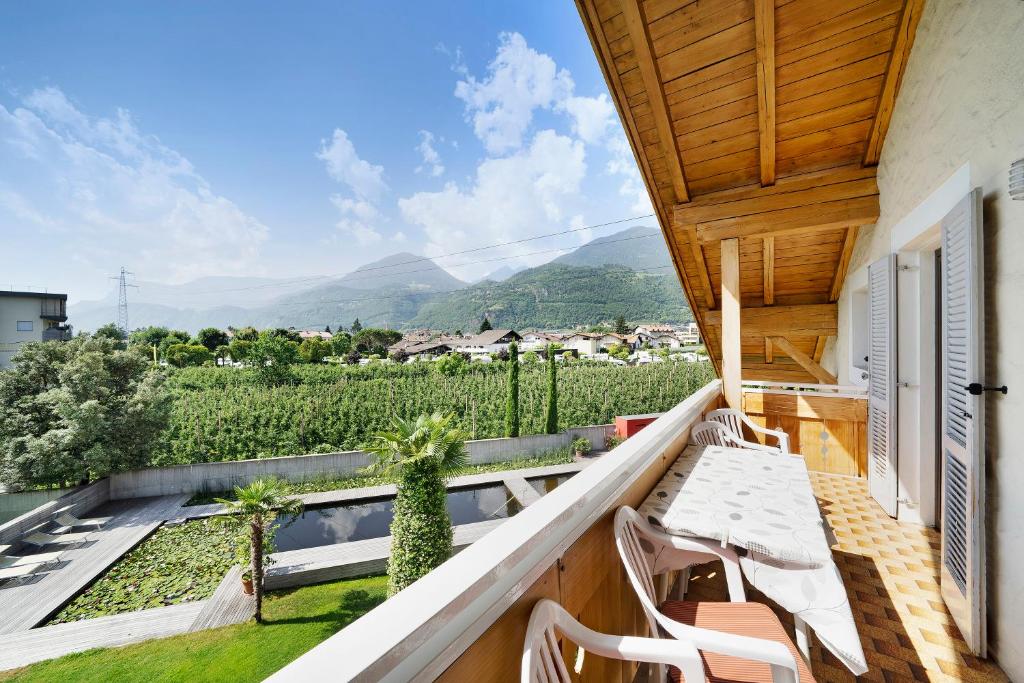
[[965, 383, 1007, 395]]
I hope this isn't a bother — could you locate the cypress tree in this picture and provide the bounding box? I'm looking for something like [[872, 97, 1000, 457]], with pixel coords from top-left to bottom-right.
[[505, 341, 520, 437], [544, 344, 558, 434]]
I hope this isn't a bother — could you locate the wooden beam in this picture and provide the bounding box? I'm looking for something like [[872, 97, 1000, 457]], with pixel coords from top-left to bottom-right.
[[754, 0, 775, 186], [694, 195, 879, 243], [685, 226, 716, 308], [704, 303, 838, 337], [621, 0, 689, 203], [762, 236, 774, 305], [674, 167, 877, 225], [767, 336, 838, 384], [765, 337, 773, 364], [813, 336, 827, 362], [829, 226, 859, 301], [721, 239, 741, 408], [864, 0, 925, 165]]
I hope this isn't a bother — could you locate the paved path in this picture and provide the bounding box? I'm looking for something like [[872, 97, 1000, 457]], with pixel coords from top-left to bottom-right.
[[0, 494, 189, 634]]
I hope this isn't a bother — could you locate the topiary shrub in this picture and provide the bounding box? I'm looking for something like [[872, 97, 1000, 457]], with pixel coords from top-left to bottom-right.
[[364, 412, 468, 595]]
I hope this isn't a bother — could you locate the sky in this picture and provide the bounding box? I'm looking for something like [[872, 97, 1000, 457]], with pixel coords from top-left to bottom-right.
[[0, 2, 653, 303]]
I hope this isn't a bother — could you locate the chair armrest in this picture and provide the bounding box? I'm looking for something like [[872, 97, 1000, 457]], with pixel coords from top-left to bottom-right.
[[657, 616, 801, 683]]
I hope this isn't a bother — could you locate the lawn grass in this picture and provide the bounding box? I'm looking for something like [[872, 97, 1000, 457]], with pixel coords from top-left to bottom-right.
[[1, 575, 388, 683]]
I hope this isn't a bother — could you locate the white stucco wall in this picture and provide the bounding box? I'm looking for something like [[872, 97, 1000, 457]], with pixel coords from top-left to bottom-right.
[[831, 1, 1024, 675], [0, 296, 46, 368]]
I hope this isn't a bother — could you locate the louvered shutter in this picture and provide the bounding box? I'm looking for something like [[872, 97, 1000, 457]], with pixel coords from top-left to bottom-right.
[[940, 189, 986, 656], [867, 254, 898, 517]]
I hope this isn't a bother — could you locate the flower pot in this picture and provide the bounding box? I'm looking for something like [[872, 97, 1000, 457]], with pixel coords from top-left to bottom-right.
[[575, 450, 584, 458], [241, 577, 254, 595]]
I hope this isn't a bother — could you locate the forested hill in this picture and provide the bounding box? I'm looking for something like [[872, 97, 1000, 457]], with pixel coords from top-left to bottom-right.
[[408, 263, 692, 331]]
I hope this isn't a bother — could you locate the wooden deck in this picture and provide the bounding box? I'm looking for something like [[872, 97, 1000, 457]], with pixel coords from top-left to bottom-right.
[[683, 473, 1008, 682], [0, 494, 189, 634], [188, 565, 254, 632], [0, 600, 205, 670]]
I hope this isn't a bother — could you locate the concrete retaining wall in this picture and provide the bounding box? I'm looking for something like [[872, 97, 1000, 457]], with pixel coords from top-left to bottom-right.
[[0, 479, 110, 545], [108, 425, 613, 500]]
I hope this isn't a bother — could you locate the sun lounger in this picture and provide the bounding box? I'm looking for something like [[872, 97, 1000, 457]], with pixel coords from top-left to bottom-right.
[[22, 531, 91, 547], [0, 550, 63, 568], [0, 562, 51, 582], [55, 511, 112, 530]]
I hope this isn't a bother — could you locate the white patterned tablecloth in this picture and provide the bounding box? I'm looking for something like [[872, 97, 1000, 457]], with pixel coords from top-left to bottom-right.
[[639, 444, 868, 676]]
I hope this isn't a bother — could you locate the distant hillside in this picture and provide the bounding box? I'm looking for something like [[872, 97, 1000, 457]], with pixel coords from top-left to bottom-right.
[[334, 252, 466, 291], [552, 225, 670, 271], [408, 263, 692, 331]]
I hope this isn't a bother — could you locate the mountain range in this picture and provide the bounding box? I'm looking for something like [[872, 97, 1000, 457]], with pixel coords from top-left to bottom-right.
[[69, 226, 692, 333]]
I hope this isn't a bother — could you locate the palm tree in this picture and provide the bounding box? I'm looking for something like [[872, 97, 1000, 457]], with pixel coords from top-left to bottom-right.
[[216, 478, 302, 623], [364, 412, 468, 595]]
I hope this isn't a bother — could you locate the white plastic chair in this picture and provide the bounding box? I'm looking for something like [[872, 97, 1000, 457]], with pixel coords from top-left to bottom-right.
[[521, 598, 706, 683], [692, 421, 783, 455], [706, 408, 791, 453], [614, 507, 802, 683]]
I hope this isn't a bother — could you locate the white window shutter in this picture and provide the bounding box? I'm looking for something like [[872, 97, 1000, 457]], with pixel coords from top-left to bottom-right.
[[867, 254, 898, 517], [940, 188, 986, 656]]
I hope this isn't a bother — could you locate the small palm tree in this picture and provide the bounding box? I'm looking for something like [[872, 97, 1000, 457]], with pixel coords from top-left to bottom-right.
[[364, 412, 468, 595], [216, 478, 302, 623]]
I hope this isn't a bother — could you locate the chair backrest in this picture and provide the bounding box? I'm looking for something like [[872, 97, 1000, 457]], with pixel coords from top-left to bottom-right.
[[691, 421, 739, 448], [706, 408, 745, 438], [613, 507, 662, 633], [521, 600, 573, 683], [55, 513, 76, 527]]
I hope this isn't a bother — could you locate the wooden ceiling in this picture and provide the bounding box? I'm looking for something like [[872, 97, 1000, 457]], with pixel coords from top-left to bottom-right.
[[577, 0, 923, 382]]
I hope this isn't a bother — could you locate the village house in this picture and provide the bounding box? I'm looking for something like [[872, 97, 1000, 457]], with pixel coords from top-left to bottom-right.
[[453, 329, 522, 356]]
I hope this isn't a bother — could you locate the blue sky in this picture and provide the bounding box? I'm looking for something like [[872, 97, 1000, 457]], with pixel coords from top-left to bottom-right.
[[0, 2, 652, 302]]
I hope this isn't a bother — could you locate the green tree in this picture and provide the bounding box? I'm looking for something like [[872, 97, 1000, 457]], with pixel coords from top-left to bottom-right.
[[364, 413, 468, 595], [129, 326, 170, 349], [504, 341, 520, 437], [193, 327, 229, 352], [234, 326, 259, 342], [249, 332, 301, 384], [614, 315, 630, 335], [478, 317, 493, 333], [330, 332, 352, 357], [352, 328, 402, 357], [0, 336, 171, 488], [228, 338, 252, 362], [544, 345, 558, 434], [165, 343, 214, 368], [214, 344, 232, 364], [215, 478, 302, 623], [298, 337, 331, 364], [521, 350, 539, 364], [158, 330, 190, 359], [94, 323, 127, 348], [435, 351, 467, 377], [350, 318, 362, 333]]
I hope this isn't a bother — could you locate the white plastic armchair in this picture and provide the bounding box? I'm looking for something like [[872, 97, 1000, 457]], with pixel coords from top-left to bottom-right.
[[614, 507, 802, 683], [706, 408, 791, 453], [521, 598, 706, 683]]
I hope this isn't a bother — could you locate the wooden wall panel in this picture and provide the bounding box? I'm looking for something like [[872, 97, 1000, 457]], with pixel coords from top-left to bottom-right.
[[742, 390, 867, 476]]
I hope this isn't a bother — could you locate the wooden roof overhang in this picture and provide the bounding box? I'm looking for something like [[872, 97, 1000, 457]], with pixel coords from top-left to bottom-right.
[[577, 0, 923, 384]]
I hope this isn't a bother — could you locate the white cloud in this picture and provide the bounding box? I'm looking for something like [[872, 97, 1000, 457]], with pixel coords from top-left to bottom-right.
[[399, 130, 586, 279], [316, 128, 387, 200], [329, 196, 383, 246], [606, 132, 653, 215], [561, 94, 616, 145], [415, 130, 445, 177], [0, 87, 268, 285], [569, 214, 593, 245], [455, 32, 574, 155]]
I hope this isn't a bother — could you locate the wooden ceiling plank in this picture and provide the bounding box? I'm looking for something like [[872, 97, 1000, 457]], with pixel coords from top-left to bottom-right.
[[829, 226, 860, 301], [621, 0, 690, 202], [763, 236, 775, 305], [864, 0, 925, 164], [768, 335, 838, 384], [754, 0, 775, 186]]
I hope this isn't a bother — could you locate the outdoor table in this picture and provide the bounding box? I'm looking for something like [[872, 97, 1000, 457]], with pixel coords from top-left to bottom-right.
[[638, 444, 868, 676]]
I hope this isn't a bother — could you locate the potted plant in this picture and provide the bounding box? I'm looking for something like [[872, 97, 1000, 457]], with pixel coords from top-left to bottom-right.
[[572, 437, 592, 458], [241, 569, 254, 595]]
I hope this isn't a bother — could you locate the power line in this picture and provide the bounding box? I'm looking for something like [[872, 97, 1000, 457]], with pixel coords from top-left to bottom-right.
[[150, 213, 657, 298]]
